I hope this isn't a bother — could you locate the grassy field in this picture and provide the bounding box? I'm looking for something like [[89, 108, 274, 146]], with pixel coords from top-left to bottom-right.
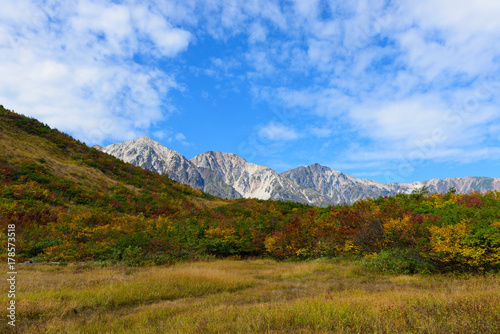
[[3, 259, 500, 333]]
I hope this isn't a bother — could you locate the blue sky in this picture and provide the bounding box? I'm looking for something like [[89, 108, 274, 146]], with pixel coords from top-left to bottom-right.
[[1, 0, 500, 183]]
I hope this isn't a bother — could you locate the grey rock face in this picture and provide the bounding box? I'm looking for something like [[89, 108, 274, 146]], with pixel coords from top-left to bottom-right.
[[98, 136, 204, 189], [282, 163, 500, 205], [191, 152, 332, 206], [98, 137, 500, 206], [397, 177, 500, 196], [281, 163, 395, 205], [96, 136, 239, 199], [197, 167, 243, 199]]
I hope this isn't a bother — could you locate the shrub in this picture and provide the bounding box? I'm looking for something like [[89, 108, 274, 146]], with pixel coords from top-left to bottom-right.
[[122, 246, 144, 266], [363, 249, 436, 274]]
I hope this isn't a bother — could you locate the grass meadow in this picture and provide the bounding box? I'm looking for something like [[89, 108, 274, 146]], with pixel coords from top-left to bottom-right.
[[3, 259, 500, 333]]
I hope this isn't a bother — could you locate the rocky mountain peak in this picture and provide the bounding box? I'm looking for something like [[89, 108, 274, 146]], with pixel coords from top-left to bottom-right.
[[95, 139, 241, 200], [136, 135, 155, 143], [191, 151, 266, 178], [98, 136, 180, 164], [305, 163, 343, 176]]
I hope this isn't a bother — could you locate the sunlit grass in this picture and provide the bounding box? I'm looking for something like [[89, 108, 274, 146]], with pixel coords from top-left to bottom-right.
[[4, 259, 500, 333], [0, 120, 124, 192]]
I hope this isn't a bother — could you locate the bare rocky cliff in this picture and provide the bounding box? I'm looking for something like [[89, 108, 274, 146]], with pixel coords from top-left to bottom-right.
[[191, 152, 331, 206]]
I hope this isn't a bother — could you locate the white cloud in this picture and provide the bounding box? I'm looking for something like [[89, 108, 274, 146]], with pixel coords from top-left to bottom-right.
[[71, 1, 134, 56], [174, 132, 191, 146], [132, 5, 191, 56], [292, 0, 319, 21], [175, 133, 186, 141], [395, 1, 500, 79], [310, 127, 332, 138], [0, 0, 191, 145], [246, 49, 275, 76], [248, 22, 267, 44], [307, 39, 335, 71], [151, 130, 190, 146], [260, 87, 351, 118], [350, 96, 449, 143], [258, 122, 299, 141]]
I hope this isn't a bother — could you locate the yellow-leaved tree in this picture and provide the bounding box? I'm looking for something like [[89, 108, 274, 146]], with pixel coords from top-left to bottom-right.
[[429, 220, 500, 269]]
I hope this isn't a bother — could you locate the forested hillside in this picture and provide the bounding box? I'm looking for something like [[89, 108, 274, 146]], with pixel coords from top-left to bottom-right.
[[1, 106, 500, 273]]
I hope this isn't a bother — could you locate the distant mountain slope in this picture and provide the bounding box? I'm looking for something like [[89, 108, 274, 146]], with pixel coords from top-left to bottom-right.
[[283, 164, 500, 204], [99, 137, 500, 207], [401, 177, 500, 195], [281, 163, 396, 204], [97, 138, 330, 206], [191, 152, 331, 206], [197, 166, 243, 199], [97, 136, 204, 188], [96, 137, 241, 199]]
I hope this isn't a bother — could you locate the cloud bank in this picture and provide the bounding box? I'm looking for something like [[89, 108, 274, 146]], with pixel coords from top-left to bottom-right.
[[0, 0, 191, 144]]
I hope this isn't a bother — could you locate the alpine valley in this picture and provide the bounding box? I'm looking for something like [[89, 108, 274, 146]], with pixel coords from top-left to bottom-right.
[[96, 136, 500, 206]]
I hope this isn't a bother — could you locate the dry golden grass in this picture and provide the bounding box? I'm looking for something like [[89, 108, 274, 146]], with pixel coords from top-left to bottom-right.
[[192, 197, 231, 209], [2, 259, 499, 333], [0, 121, 128, 193]]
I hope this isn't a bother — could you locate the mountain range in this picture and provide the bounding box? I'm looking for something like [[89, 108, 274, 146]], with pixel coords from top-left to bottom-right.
[[96, 136, 500, 206]]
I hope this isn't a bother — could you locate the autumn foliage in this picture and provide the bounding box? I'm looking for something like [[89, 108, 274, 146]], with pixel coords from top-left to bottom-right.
[[1, 106, 500, 273]]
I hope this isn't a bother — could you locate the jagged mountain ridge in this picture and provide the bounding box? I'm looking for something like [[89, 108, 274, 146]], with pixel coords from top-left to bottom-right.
[[191, 151, 332, 206], [401, 177, 500, 195], [280, 163, 397, 204], [96, 136, 241, 199], [96, 137, 331, 206], [98, 137, 500, 206], [282, 163, 500, 204]]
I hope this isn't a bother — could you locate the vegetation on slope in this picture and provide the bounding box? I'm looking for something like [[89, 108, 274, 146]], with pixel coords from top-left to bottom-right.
[[0, 106, 320, 264], [1, 106, 500, 273]]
